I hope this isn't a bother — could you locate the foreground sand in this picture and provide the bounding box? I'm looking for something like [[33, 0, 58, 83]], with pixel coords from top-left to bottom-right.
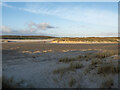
[[2, 41, 119, 88]]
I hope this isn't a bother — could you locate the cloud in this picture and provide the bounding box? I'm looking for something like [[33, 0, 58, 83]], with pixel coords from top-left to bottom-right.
[[0, 2, 15, 8], [1, 22, 56, 35], [1, 3, 118, 37], [28, 22, 56, 31], [0, 25, 42, 35], [20, 4, 117, 27], [2, 3, 117, 28], [0, 26, 11, 33]]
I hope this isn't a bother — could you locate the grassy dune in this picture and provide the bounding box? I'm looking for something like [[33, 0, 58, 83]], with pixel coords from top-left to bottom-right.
[[52, 50, 119, 88], [52, 37, 119, 43]]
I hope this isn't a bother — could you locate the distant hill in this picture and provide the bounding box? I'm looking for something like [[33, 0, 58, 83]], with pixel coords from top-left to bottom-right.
[[1, 35, 56, 39]]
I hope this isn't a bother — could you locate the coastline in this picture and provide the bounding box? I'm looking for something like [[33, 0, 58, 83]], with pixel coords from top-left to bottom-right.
[[1, 39, 54, 43]]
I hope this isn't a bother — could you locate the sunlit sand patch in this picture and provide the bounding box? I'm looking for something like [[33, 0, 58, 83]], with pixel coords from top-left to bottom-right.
[[80, 49, 100, 52], [81, 49, 87, 51], [69, 49, 77, 52], [22, 51, 32, 54], [87, 49, 93, 50], [42, 50, 47, 53], [33, 51, 41, 54], [2, 40, 9, 43], [40, 49, 53, 53], [47, 49, 52, 52], [62, 50, 70, 52], [112, 55, 120, 60], [16, 47, 20, 49]]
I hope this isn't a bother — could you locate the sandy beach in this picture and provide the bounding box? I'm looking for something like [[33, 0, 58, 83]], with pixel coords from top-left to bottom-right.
[[2, 1, 119, 88], [2, 40, 119, 88]]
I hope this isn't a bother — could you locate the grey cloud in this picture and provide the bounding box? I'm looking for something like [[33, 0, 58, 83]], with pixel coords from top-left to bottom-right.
[[28, 22, 56, 30], [1, 22, 57, 35]]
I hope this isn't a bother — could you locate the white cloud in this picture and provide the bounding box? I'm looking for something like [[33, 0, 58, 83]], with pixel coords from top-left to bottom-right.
[[20, 4, 117, 28], [2, 3, 117, 28], [1, 22, 56, 35], [1, 2, 15, 8], [0, 26, 11, 33]]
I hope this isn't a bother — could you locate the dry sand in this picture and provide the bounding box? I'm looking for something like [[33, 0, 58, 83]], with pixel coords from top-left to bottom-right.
[[2, 40, 119, 88]]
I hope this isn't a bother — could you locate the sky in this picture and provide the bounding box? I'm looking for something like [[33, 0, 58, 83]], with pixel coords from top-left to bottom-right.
[[0, 2, 118, 37]]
